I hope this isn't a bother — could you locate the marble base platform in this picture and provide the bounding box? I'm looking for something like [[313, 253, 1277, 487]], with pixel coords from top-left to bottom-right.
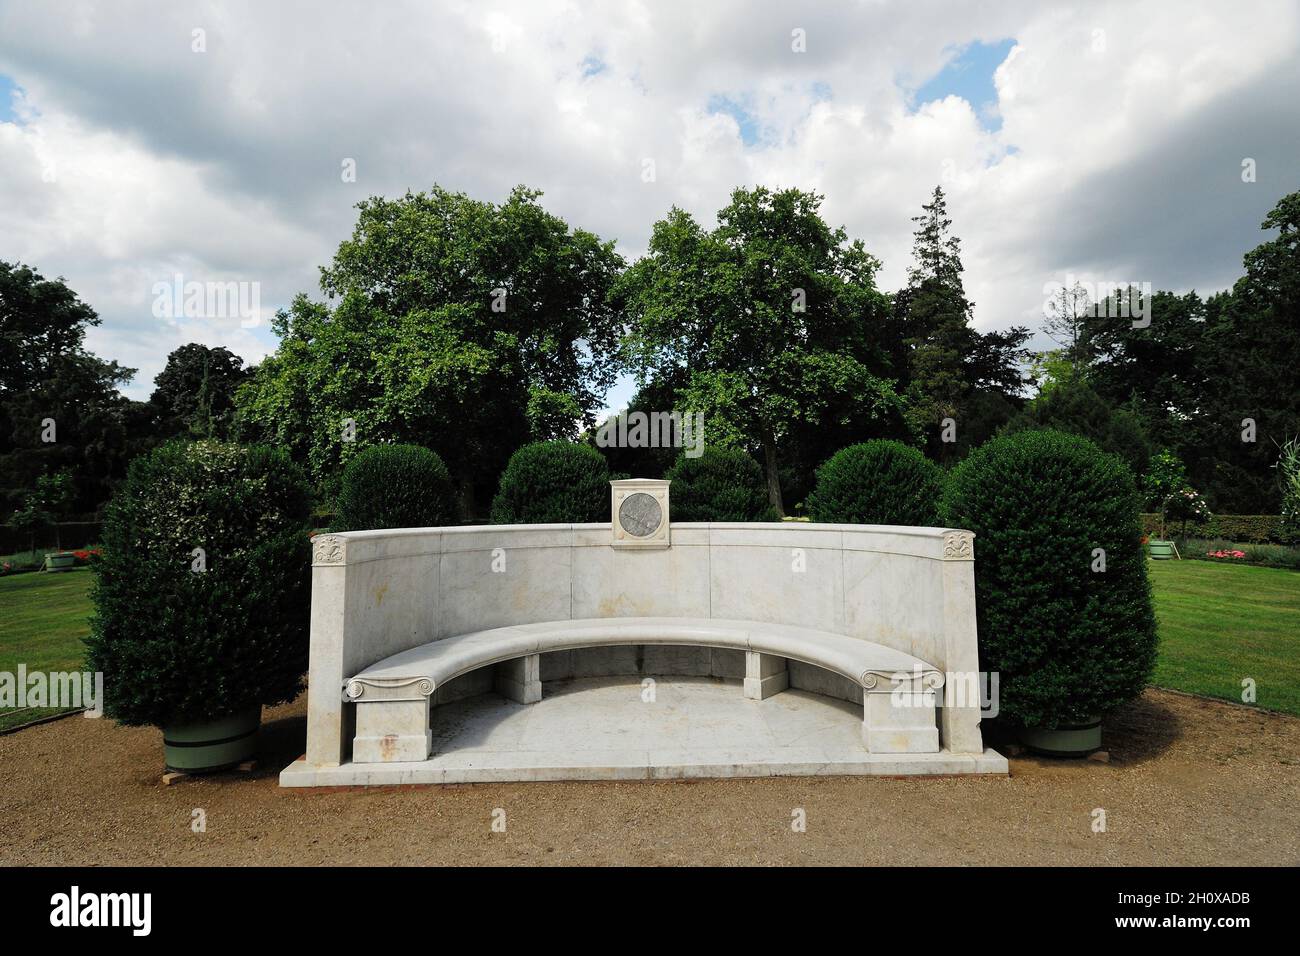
[[281, 676, 1007, 786]]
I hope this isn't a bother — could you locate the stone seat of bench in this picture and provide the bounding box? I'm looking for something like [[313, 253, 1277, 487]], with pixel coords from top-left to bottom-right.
[[343, 617, 945, 763]]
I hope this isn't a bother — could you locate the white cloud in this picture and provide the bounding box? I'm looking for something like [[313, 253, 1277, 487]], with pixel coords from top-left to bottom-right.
[[0, 0, 1297, 400]]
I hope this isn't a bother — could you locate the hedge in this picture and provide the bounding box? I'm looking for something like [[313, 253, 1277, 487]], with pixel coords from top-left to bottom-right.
[[85, 440, 313, 727], [805, 440, 944, 526], [333, 444, 458, 531], [943, 429, 1158, 729], [664, 448, 778, 521], [490, 441, 610, 524], [1140, 513, 1290, 544]]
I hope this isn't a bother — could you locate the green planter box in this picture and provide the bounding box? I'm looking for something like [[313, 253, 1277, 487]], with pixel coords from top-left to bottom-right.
[[43, 552, 77, 572], [162, 706, 261, 772], [1148, 539, 1174, 560], [1019, 717, 1102, 757]]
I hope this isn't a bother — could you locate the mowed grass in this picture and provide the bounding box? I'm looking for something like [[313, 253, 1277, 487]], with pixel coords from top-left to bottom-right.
[[0, 568, 95, 731], [1149, 559, 1300, 715], [0, 558, 1296, 734]]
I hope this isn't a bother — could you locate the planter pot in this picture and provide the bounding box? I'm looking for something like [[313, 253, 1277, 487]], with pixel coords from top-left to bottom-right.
[[43, 552, 76, 572], [162, 705, 261, 772], [1019, 718, 1102, 757], [1147, 539, 1174, 560]]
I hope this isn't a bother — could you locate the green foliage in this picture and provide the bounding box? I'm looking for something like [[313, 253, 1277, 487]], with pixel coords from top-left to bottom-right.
[[943, 429, 1158, 728], [806, 441, 944, 526], [333, 444, 458, 531], [1162, 486, 1212, 534], [6, 502, 52, 558], [1143, 449, 1187, 510], [149, 343, 248, 440], [526, 388, 583, 442], [1082, 192, 1300, 512], [0, 261, 148, 518], [235, 185, 623, 517], [1140, 512, 1289, 544], [889, 187, 1031, 462], [1005, 375, 1151, 477], [7, 470, 75, 555], [615, 186, 903, 515], [490, 441, 609, 524], [664, 448, 777, 522], [1275, 437, 1300, 542], [85, 440, 312, 727], [1175, 537, 1300, 570]]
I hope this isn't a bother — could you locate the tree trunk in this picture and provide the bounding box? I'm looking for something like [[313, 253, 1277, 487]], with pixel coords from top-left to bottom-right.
[[762, 435, 785, 518], [458, 475, 477, 524]]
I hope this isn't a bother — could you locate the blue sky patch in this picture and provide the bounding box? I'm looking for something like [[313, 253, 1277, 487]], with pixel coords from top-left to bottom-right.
[[580, 55, 606, 78], [0, 74, 23, 123], [911, 39, 1015, 132], [707, 94, 763, 146]]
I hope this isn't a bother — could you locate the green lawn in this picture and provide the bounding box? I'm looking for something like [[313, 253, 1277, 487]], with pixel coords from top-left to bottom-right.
[[0, 559, 1297, 734], [1149, 559, 1300, 715], [0, 568, 96, 731]]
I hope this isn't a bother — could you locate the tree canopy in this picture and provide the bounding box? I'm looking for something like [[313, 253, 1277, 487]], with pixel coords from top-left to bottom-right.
[[615, 186, 904, 515], [0, 261, 146, 517], [237, 185, 624, 514]]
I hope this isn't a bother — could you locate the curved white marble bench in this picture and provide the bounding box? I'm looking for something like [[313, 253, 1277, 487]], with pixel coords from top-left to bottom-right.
[[344, 617, 945, 762]]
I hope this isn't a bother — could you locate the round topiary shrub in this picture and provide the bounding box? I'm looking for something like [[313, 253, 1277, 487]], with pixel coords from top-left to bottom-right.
[[86, 440, 313, 729], [942, 429, 1157, 729], [664, 448, 778, 521], [333, 444, 458, 531], [805, 440, 944, 525], [490, 441, 609, 524]]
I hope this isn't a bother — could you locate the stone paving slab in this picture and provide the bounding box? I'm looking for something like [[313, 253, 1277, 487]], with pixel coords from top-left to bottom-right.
[[281, 676, 1007, 786]]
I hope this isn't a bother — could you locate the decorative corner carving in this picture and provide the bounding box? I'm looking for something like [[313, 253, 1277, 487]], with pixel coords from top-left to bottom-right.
[[312, 534, 346, 566], [343, 676, 434, 702], [942, 531, 974, 561]]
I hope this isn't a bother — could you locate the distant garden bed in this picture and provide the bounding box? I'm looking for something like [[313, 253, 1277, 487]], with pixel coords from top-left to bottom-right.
[[1169, 537, 1300, 571]]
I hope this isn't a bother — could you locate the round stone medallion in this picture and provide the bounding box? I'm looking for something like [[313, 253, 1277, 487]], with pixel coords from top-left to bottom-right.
[[619, 492, 662, 538]]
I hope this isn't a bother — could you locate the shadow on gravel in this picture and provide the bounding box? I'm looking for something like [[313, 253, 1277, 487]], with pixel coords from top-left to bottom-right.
[[1102, 693, 1184, 765], [252, 711, 308, 780], [981, 691, 1183, 769]]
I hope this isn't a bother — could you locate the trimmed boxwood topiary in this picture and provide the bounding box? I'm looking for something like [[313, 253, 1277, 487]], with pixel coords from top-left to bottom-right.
[[85, 439, 313, 727], [490, 441, 609, 524], [805, 440, 944, 526], [333, 444, 458, 531], [664, 448, 778, 521], [942, 428, 1158, 729]]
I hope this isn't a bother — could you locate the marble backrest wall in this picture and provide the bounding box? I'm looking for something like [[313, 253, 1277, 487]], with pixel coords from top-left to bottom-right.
[[312, 522, 968, 680]]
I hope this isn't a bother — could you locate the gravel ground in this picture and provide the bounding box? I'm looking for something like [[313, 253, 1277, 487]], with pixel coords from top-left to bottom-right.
[[1, 687, 1296, 866]]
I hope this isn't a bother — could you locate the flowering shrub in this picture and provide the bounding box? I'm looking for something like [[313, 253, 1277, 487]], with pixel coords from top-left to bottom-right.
[[1207, 549, 1246, 559], [72, 548, 101, 565], [1144, 449, 1188, 512], [1162, 486, 1211, 535]]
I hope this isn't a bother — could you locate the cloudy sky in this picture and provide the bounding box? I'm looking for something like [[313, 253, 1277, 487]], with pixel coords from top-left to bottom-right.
[[2, 0, 1297, 409]]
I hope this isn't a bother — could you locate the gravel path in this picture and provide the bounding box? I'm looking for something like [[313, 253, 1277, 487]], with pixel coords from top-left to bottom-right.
[[1, 688, 1296, 866]]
